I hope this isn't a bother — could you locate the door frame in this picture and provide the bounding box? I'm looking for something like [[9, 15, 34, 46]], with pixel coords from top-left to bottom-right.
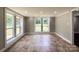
[[34, 17, 50, 32]]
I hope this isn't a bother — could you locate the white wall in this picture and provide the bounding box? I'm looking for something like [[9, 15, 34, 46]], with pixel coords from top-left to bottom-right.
[[55, 11, 73, 44]]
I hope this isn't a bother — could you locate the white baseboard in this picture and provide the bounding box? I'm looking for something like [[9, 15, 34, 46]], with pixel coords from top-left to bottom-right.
[[55, 32, 72, 44]]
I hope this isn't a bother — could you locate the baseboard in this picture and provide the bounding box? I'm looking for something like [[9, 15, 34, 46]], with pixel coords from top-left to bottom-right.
[[55, 32, 72, 44], [0, 34, 25, 52]]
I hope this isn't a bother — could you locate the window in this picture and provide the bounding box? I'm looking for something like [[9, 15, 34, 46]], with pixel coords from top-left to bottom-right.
[[36, 19, 41, 24], [5, 12, 23, 42], [6, 13, 14, 40], [16, 16, 21, 35]]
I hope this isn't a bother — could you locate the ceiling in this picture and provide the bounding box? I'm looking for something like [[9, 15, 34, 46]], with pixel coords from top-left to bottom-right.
[[8, 7, 76, 17]]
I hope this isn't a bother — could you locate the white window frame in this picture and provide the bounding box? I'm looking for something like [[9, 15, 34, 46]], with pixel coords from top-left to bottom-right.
[[5, 12, 23, 44], [5, 13, 15, 41]]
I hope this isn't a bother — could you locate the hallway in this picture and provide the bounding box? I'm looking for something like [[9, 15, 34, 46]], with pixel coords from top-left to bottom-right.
[[6, 34, 79, 52]]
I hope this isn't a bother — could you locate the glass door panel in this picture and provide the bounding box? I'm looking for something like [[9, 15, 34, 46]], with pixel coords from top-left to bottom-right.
[[35, 18, 41, 32], [43, 18, 49, 32]]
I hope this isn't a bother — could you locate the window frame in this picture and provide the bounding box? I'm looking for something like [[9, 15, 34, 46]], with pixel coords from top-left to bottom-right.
[[5, 13, 23, 42], [15, 16, 21, 35], [5, 13, 15, 41], [34, 17, 50, 32]]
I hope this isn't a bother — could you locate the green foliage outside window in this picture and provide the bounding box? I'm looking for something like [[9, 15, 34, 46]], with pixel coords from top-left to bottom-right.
[[36, 19, 41, 24], [16, 17, 20, 27], [6, 15, 13, 28], [44, 20, 48, 24]]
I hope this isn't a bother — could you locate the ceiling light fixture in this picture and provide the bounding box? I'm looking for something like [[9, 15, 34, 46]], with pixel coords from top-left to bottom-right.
[[25, 11, 28, 14], [54, 11, 57, 14], [40, 11, 43, 14]]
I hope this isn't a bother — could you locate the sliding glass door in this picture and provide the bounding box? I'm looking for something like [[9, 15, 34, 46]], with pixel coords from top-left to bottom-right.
[[43, 18, 49, 32], [35, 17, 49, 32], [6, 13, 14, 40], [35, 18, 41, 32]]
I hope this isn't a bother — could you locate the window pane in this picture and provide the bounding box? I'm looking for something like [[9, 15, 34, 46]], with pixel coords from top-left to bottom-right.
[[16, 16, 21, 35], [36, 19, 41, 24], [6, 13, 14, 40], [43, 18, 48, 24], [35, 17, 49, 32], [35, 18, 41, 32], [43, 18, 49, 32]]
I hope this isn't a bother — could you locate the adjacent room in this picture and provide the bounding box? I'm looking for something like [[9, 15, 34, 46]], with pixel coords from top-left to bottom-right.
[[0, 7, 79, 52]]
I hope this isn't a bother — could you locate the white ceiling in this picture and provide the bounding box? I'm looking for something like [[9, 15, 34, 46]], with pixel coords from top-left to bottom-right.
[[8, 7, 76, 17]]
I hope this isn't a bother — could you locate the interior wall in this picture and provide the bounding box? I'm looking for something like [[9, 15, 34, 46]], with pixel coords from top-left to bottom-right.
[[0, 7, 5, 50], [55, 11, 72, 44], [24, 17, 55, 34], [50, 17, 55, 32], [24, 17, 35, 33]]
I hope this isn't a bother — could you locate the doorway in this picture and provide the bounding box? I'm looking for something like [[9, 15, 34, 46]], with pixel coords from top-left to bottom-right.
[[35, 17, 50, 32], [73, 16, 79, 46], [73, 11, 79, 47]]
